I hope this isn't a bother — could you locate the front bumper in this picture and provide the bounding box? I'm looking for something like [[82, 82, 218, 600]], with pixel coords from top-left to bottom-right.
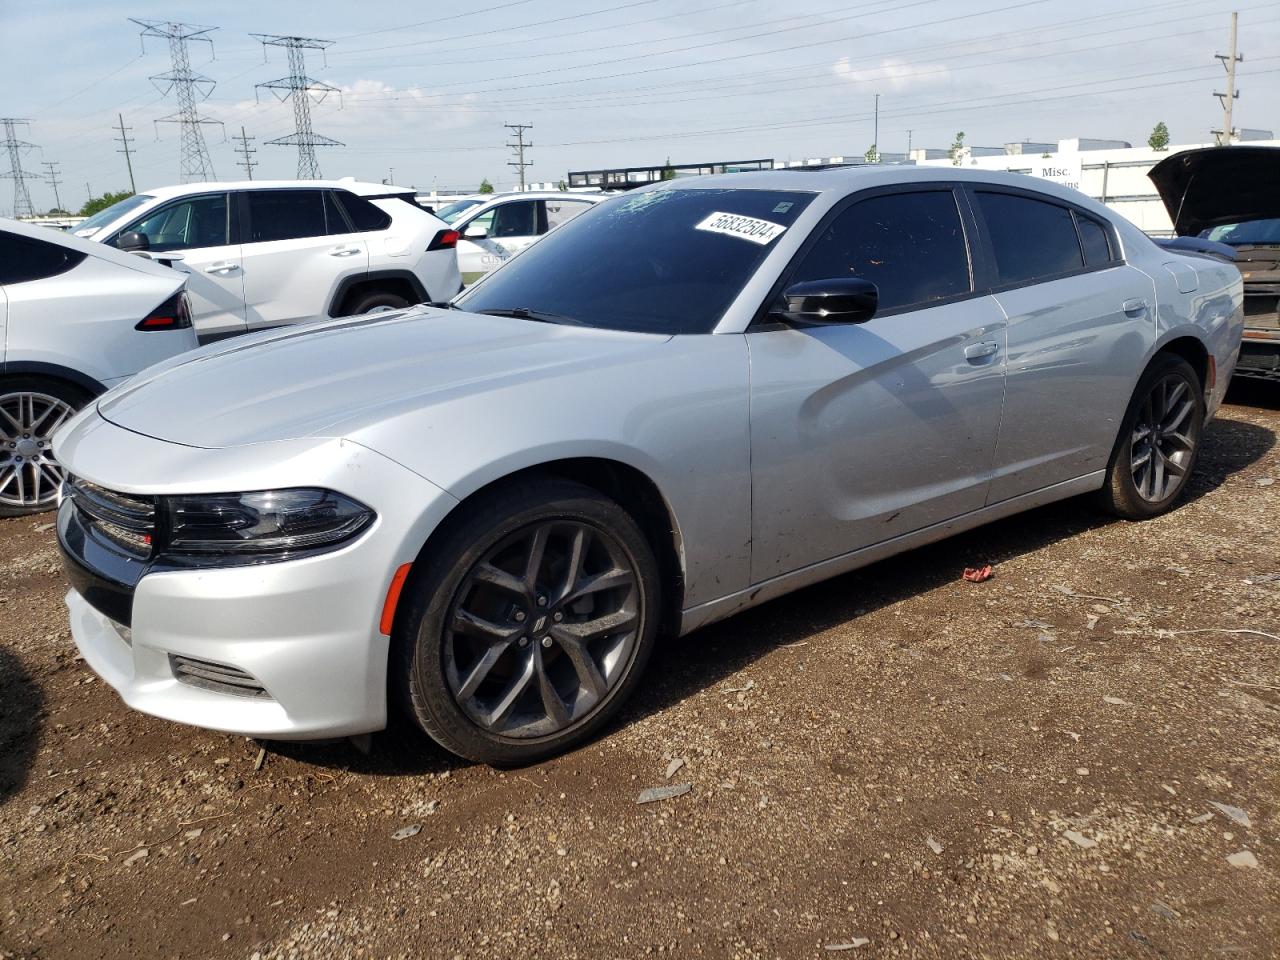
[[54, 418, 458, 740]]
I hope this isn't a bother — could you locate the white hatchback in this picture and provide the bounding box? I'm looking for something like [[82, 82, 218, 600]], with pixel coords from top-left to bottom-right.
[[73, 180, 463, 341], [441, 192, 603, 284]]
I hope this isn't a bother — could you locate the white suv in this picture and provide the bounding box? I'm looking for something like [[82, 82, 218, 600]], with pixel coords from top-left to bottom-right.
[[73, 181, 463, 341]]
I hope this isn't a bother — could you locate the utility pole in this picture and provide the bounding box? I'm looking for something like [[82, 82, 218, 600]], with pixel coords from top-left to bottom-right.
[[114, 113, 138, 193], [907, 129, 913, 155], [505, 122, 533, 190], [132, 19, 222, 182], [42, 161, 63, 211], [1212, 11, 1242, 145], [254, 35, 343, 180], [0, 118, 36, 219], [232, 125, 258, 179], [872, 93, 880, 163]]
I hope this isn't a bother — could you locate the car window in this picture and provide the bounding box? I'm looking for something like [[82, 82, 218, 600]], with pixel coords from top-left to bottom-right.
[[1075, 212, 1115, 266], [456, 188, 815, 334], [543, 199, 594, 232], [73, 193, 153, 237], [789, 190, 972, 313], [436, 198, 484, 223], [246, 190, 329, 243], [334, 191, 392, 232], [488, 200, 538, 238], [0, 231, 87, 284], [121, 193, 229, 252], [975, 191, 1083, 286]]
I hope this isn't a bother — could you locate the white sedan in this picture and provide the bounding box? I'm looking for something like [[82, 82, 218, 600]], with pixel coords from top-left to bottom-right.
[[444, 192, 603, 284]]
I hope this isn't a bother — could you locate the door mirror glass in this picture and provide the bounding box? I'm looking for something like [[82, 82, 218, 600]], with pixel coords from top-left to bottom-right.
[[462, 221, 489, 240], [117, 230, 150, 252], [777, 278, 878, 325]]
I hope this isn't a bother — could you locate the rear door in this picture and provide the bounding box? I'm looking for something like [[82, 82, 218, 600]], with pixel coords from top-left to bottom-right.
[[111, 191, 245, 340], [968, 187, 1157, 502], [239, 189, 370, 330]]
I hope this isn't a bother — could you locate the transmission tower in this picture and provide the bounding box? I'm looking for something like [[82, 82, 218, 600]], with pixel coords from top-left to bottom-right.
[[43, 161, 63, 212], [1, 118, 37, 219], [505, 122, 533, 191], [233, 126, 258, 179], [131, 19, 222, 183], [253, 35, 343, 179]]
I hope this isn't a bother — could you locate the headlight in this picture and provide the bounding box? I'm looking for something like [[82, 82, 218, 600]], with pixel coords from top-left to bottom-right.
[[162, 488, 374, 559]]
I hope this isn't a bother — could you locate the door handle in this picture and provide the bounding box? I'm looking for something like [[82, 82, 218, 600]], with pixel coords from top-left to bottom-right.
[[205, 261, 239, 275], [1122, 298, 1149, 316], [964, 340, 999, 361], [328, 246, 361, 257]]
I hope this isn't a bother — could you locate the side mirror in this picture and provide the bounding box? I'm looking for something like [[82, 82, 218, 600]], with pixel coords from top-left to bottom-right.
[[776, 278, 878, 325], [462, 222, 489, 240], [116, 231, 150, 252]]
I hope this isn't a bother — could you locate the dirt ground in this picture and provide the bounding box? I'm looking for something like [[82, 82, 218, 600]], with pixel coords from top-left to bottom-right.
[[1, 381, 1277, 960]]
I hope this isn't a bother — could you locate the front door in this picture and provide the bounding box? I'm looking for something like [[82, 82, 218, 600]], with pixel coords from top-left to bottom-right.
[[456, 198, 541, 284], [747, 187, 1008, 583]]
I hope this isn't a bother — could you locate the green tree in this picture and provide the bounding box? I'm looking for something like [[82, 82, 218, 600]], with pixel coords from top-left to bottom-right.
[[78, 189, 133, 218], [1148, 121, 1170, 151], [864, 144, 879, 164], [659, 157, 676, 181], [557, 179, 568, 191], [478, 178, 495, 194], [948, 131, 966, 166]]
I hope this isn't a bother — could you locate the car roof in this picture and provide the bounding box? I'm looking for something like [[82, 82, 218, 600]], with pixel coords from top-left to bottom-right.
[[136, 179, 415, 200], [475, 191, 605, 203], [0, 216, 182, 279]]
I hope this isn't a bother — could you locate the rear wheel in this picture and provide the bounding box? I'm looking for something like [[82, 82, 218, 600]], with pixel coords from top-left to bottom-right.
[[346, 290, 413, 316], [1097, 354, 1204, 520], [396, 479, 661, 765], [0, 377, 88, 517]]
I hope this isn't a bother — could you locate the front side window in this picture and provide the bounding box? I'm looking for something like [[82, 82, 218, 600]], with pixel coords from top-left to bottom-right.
[[789, 190, 972, 313], [246, 190, 329, 243], [119, 193, 229, 252], [976, 191, 1084, 286], [0, 231, 86, 284], [467, 200, 538, 239], [457, 188, 814, 334]]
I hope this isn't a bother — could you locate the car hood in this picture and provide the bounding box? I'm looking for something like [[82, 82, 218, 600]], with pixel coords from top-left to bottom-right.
[[1148, 145, 1280, 237], [97, 307, 670, 448]]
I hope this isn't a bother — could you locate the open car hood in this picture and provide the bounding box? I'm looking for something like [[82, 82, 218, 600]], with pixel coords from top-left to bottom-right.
[[1149, 146, 1280, 237]]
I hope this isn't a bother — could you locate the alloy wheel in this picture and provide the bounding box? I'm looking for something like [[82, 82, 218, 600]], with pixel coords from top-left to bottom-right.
[[1130, 373, 1198, 502], [0, 392, 75, 512], [443, 519, 642, 739]]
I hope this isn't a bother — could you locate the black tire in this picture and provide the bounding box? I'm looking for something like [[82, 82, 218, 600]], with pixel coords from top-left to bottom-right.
[[1096, 353, 1205, 520], [394, 478, 662, 766], [0, 376, 90, 518], [345, 290, 413, 316]]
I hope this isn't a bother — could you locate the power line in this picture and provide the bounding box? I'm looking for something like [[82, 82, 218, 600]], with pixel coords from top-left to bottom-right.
[[114, 113, 138, 194], [1212, 10, 1243, 144], [335, 0, 538, 41], [0, 118, 37, 219], [506, 122, 533, 190], [132, 19, 222, 183], [43, 161, 63, 212], [233, 126, 258, 179], [253, 34, 343, 180]]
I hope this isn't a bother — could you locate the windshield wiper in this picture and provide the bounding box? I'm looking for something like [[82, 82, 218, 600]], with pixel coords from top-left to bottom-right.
[[475, 306, 583, 325]]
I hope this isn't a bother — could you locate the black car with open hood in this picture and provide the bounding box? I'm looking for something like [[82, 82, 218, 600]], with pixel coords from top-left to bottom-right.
[[1150, 146, 1280, 380]]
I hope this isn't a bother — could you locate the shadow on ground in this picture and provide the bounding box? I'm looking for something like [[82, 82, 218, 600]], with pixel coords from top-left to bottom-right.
[[269, 411, 1275, 775], [0, 648, 43, 806]]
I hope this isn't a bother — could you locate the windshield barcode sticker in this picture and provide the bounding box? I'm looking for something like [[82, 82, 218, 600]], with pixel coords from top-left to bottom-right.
[[694, 211, 787, 245]]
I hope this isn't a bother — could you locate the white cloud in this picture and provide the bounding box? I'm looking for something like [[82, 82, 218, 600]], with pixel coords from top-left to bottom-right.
[[832, 57, 950, 91]]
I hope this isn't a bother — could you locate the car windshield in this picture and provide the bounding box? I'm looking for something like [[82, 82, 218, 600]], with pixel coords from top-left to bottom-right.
[[1202, 218, 1280, 245], [455, 188, 814, 334], [72, 194, 153, 237], [436, 198, 485, 223]]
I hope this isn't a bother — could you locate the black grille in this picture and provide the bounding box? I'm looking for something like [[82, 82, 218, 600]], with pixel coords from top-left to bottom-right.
[[169, 655, 272, 699], [65, 476, 156, 558]]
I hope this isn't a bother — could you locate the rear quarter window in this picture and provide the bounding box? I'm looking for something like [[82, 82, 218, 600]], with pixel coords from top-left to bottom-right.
[[334, 191, 393, 232], [0, 232, 87, 284]]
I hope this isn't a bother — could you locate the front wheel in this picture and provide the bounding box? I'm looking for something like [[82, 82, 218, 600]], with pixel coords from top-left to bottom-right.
[[395, 479, 661, 765], [1097, 354, 1205, 520], [0, 378, 88, 517]]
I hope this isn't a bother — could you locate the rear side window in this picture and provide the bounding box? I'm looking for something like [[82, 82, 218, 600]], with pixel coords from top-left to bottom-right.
[[790, 190, 972, 313], [543, 199, 594, 232], [975, 191, 1083, 285], [246, 190, 329, 243], [1075, 212, 1115, 266], [334, 191, 392, 232], [0, 232, 87, 284]]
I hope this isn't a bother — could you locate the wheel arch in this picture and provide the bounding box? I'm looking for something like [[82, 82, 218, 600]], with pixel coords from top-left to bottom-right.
[[328, 270, 429, 317], [1154, 333, 1211, 389], [0, 361, 106, 399]]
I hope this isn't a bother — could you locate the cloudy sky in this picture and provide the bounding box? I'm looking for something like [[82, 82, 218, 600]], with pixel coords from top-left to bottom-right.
[[2, 0, 1277, 211]]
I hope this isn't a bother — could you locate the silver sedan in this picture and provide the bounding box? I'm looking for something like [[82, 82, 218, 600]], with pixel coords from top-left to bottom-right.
[[53, 167, 1243, 765]]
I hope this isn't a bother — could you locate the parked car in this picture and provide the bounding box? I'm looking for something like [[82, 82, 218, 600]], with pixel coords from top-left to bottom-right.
[[448, 192, 603, 283], [71, 180, 462, 341], [1149, 145, 1280, 381], [54, 167, 1242, 765], [1, 218, 195, 516]]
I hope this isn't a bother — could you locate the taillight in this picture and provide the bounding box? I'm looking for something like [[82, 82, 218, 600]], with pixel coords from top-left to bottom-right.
[[136, 291, 192, 331], [427, 229, 459, 251]]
